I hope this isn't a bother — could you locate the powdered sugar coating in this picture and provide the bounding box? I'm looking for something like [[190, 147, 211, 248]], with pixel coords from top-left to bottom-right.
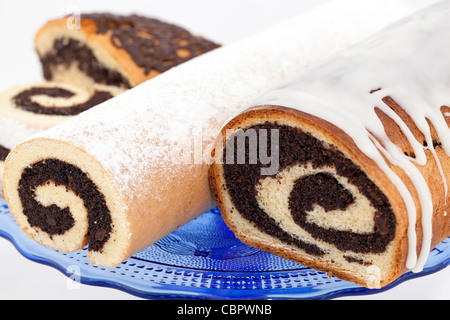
[[31, 0, 412, 201], [0, 116, 43, 150]]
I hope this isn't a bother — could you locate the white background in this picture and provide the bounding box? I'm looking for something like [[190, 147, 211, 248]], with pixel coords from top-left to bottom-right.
[[0, 0, 448, 300]]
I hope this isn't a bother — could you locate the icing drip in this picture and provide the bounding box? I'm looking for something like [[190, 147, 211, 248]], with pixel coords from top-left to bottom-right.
[[251, 1, 450, 272], [31, 0, 413, 202]]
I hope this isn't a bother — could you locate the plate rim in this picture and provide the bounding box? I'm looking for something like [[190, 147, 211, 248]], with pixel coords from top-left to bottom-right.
[[0, 200, 448, 300]]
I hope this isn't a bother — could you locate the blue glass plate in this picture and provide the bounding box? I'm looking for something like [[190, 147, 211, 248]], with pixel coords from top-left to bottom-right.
[[0, 198, 448, 299]]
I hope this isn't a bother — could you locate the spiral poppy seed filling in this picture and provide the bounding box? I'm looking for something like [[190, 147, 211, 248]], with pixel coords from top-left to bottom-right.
[[18, 159, 111, 252], [223, 122, 396, 256], [39, 14, 220, 89], [41, 38, 132, 89], [12, 87, 114, 116]]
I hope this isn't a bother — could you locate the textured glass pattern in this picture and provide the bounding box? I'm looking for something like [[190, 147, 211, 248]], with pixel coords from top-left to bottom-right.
[[0, 199, 448, 299]]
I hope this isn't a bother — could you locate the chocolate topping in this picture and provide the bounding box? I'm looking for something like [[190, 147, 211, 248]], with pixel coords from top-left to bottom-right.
[[0, 145, 10, 162], [18, 159, 111, 252], [40, 14, 220, 87], [82, 13, 220, 75], [12, 87, 113, 116], [223, 122, 396, 255]]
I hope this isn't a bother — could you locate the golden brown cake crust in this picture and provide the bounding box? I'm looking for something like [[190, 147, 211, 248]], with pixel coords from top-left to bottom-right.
[[35, 14, 220, 88], [209, 104, 449, 288]]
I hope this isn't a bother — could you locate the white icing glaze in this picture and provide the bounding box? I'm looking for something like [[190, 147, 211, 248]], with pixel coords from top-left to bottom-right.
[[28, 0, 413, 203], [251, 1, 450, 272]]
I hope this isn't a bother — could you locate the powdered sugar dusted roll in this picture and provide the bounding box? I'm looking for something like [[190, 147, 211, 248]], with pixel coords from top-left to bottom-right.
[[209, 2, 450, 288], [4, 0, 412, 267], [0, 82, 122, 197]]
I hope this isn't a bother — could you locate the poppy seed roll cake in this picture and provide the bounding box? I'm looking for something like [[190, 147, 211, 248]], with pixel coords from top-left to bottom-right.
[[210, 2, 450, 289], [3, 0, 412, 268], [0, 82, 122, 197], [35, 13, 220, 89]]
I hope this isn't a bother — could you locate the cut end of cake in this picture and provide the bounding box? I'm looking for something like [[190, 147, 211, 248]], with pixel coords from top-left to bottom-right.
[[3, 138, 130, 268], [35, 13, 220, 89], [209, 106, 406, 288], [0, 81, 123, 199]]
